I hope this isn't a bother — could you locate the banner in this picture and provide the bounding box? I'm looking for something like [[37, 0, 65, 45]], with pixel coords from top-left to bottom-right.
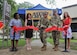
[[3, 0, 11, 18], [26, 10, 52, 20]]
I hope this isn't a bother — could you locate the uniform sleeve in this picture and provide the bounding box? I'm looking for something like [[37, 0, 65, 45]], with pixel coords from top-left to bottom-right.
[[42, 18, 49, 28], [57, 17, 62, 27], [46, 20, 49, 27], [49, 17, 56, 26], [37, 19, 41, 27], [9, 19, 14, 27]]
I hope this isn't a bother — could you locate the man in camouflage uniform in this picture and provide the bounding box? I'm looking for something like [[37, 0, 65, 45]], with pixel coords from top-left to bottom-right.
[[50, 10, 62, 51], [38, 13, 49, 51]]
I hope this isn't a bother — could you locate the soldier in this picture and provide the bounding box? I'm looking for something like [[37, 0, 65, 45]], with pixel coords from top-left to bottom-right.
[[50, 10, 62, 51], [37, 12, 49, 51]]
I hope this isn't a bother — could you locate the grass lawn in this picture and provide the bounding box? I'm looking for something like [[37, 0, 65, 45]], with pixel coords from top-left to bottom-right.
[[0, 39, 26, 48], [47, 38, 77, 50], [0, 38, 77, 50], [47, 38, 77, 44], [47, 38, 64, 44]]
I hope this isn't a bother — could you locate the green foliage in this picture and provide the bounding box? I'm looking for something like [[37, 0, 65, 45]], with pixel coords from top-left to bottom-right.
[[46, 0, 56, 5], [0, 39, 26, 48], [47, 38, 77, 50], [7, 0, 17, 17], [0, 0, 3, 19], [0, 0, 17, 19], [34, 22, 38, 26], [45, 0, 67, 6], [17, 2, 34, 9], [0, 0, 34, 19]]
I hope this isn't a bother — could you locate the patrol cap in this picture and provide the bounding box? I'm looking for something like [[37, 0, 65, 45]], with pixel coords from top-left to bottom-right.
[[53, 9, 58, 13], [43, 12, 48, 15]]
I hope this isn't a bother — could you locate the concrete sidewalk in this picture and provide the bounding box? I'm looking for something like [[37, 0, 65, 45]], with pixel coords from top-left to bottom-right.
[[0, 39, 77, 55]]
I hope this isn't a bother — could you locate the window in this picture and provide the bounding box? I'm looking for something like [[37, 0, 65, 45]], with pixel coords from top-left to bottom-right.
[[71, 23, 77, 32]]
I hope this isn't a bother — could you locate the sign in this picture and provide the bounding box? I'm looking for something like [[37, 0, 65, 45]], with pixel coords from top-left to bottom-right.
[[3, 0, 11, 18], [26, 10, 52, 20], [2, 0, 11, 24], [5, 4, 11, 17]]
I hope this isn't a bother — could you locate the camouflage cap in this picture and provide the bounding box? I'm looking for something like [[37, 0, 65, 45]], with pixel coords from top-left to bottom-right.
[[43, 12, 48, 15], [53, 9, 58, 15]]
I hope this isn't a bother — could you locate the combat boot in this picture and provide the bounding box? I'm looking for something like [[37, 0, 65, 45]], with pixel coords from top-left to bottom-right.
[[41, 45, 44, 49], [54, 44, 59, 51], [41, 45, 47, 51]]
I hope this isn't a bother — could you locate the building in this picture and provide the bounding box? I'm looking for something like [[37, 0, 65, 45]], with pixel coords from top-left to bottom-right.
[[62, 4, 77, 39]]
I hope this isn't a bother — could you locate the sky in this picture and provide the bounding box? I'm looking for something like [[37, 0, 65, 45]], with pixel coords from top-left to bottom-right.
[[15, 0, 77, 8]]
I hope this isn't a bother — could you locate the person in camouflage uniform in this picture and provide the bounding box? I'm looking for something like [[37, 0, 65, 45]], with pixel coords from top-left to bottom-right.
[[50, 10, 62, 51], [37, 13, 49, 51]]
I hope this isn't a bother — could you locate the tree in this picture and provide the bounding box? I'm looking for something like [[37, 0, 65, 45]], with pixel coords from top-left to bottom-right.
[[0, 1, 34, 19], [46, 0, 67, 4], [17, 2, 34, 9], [45, 0, 67, 8], [0, 0, 3, 19], [0, 0, 17, 19], [7, 0, 17, 17], [46, 0, 56, 5]]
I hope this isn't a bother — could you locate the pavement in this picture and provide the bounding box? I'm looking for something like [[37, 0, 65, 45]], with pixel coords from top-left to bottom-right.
[[0, 39, 77, 55]]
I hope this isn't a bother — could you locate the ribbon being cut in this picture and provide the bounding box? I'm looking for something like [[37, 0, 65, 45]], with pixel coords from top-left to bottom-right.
[[45, 25, 69, 35], [13, 26, 39, 33], [13, 25, 69, 35], [0, 21, 4, 30], [45, 17, 71, 35]]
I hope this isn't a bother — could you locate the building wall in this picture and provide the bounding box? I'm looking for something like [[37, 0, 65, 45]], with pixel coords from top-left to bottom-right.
[[62, 6, 77, 18]]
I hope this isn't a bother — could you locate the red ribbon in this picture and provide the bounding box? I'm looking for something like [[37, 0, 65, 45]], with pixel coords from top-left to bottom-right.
[[13, 26, 28, 32], [45, 26, 57, 32], [13, 26, 39, 33], [45, 25, 69, 32], [45, 18, 71, 35], [45, 25, 69, 35]]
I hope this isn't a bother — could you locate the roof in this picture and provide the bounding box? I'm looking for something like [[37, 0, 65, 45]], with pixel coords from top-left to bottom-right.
[[62, 4, 77, 9], [27, 4, 51, 10]]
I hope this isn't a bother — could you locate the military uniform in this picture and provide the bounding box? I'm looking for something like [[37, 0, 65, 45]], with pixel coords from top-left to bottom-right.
[[50, 15, 62, 50], [38, 17, 49, 51]]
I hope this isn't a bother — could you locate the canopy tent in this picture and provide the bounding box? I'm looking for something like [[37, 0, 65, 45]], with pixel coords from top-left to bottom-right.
[[26, 4, 53, 20], [17, 8, 27, 21], [27, 4, 51, 10], [17, 4, 52, 15], [17, 8, 27, 14], [17, 4, 62, 21], [18, 4, 62, 14]]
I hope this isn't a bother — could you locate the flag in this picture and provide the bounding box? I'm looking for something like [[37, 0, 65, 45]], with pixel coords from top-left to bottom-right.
[[0, 21, 4, 29]]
